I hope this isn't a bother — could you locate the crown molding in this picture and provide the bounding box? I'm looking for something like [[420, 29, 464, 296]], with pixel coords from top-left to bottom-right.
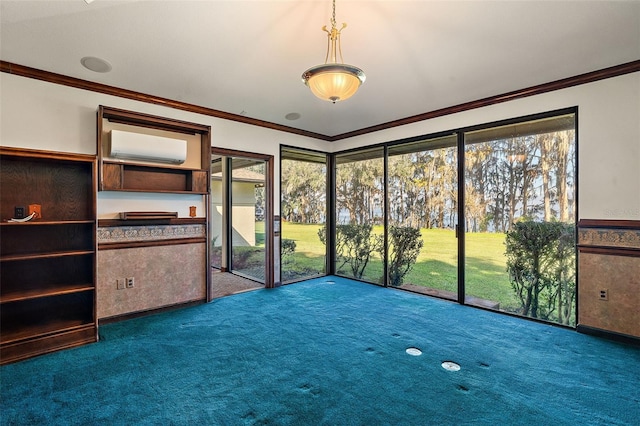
[[2, 59, 639, 142], [0, 61, 331, 142], [329, 60, 640, 141]]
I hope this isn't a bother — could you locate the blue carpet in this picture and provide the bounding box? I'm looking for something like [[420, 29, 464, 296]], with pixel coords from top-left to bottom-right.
[[1, 276, 639, 425]]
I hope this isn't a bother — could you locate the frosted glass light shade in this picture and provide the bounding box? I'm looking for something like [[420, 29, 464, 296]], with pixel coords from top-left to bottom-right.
[[302, 64, 366, 103]]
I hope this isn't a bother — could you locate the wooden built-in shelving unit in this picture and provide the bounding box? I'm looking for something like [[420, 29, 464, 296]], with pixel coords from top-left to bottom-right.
[[101, 163, 208, 193], [95, 106, 211, 318], [98, 105, 211, 194], [0, 147, 97, 364]]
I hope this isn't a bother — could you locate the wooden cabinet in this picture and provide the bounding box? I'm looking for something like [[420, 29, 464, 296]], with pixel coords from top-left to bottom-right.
[[101, 163, 208, 193], [98, 106, 211, 194], [0, 147, 97, 364]]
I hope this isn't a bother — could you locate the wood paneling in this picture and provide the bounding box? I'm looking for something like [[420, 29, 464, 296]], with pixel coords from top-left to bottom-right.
[[98, 217, 205, 227], [190, 170, 208, 193], [99, 237, 206, 251], [101, 163, 122, 190]]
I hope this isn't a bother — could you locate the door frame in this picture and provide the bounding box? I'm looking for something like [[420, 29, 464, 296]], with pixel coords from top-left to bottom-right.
[[209, 147, 275, 301]]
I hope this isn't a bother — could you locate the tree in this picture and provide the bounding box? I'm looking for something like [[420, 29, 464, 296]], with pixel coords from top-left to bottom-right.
[[539, 133, 554, 222], [387, 155, 415, 225], [281, 159, 326, 223], [384, 226, 424, 286], [336, 158, 384, 225], [555, 131, 574, 222], [505, 221, 575, 323], [465, 144, 491, 231]]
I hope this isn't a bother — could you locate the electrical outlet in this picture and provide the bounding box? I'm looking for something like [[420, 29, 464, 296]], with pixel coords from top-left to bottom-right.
[[14, 206, 25, 219], [126, 277, 135, 288], [116, 279, 125, 290], [599, 289, 608, 301]]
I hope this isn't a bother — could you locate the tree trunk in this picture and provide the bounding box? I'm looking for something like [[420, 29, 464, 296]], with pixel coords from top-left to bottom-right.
[[531, 253, 540, 318], [540, 134, 552, 222], [557, 133, 570, 222]]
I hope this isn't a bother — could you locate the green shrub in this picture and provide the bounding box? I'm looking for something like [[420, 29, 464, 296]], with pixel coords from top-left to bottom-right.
[[318, 224, 382, 279], [505, 221, 575, 324], [281, 239, 297, 264], [385, 226, 424, 287], [319, 224, 422, 285]]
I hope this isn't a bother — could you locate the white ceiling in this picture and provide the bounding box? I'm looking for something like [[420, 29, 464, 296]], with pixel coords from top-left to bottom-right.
[[1, 1, 639, 139]]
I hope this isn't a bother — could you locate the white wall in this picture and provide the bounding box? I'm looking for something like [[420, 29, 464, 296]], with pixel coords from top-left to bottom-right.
[[331, 72, 640, 221], [2, 71, 639, 221], [0, 73, 329, 218], [210, 180, 259, 247]]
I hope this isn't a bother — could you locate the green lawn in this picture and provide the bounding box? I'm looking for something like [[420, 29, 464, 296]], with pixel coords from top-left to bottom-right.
[[280, 222, 326, 280], [255, 221, 265, 246], [281, 222, 518, 310]]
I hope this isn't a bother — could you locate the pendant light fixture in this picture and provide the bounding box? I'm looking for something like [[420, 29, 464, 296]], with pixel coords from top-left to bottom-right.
[[301, 0, 366, 103]]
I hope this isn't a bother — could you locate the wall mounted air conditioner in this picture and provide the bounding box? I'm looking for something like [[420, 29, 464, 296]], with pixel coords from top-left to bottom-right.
[[109, 130, 187, 165]]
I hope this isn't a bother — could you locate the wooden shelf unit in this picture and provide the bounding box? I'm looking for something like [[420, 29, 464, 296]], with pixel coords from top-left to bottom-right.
[[101, 162, 208, 193], [0, 147, 97, 364], [98, 106, 211, 194]]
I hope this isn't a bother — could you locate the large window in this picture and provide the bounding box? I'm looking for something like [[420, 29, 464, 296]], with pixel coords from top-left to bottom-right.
[[387, 136, 458, 298], [279, 110, 576, 326], [464, 114, 576, 325], [334, 148, 385, 283], [324, 110, 577, 326], [280, 147, 328, 282]]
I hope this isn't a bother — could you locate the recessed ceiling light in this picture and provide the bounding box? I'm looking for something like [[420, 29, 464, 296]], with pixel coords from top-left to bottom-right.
[[80, 56, 112, 73], [285, 113, 301, 121]]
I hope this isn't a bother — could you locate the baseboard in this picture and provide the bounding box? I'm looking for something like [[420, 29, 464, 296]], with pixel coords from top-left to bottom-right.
[[98, 299, 206, 326], [576, 324, 640, 346]]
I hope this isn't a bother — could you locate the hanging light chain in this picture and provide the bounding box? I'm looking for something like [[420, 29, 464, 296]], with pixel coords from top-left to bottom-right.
[[322, 0, 347, 64], [331, 0, 337, 30]]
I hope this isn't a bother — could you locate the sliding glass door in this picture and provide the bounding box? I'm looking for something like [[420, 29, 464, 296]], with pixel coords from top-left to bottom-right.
[[210, 150, 273, 287], [230, 157, 267, 282], [387, 135, 458, 299], [334, 148, 385, 283], [211, 156, 224, 270], [327, 110, 577, 326], [464, 114, 576, 325], [280, 147, 328, 283]]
